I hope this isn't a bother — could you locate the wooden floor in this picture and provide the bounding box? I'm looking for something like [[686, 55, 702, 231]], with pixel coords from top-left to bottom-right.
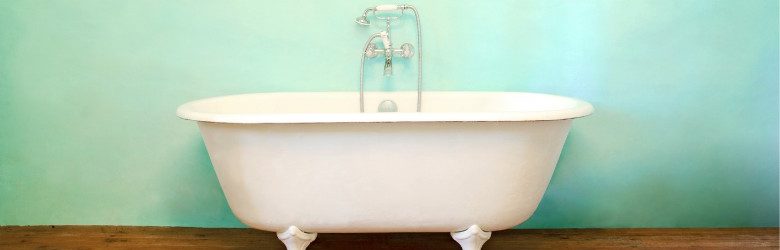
[[0, 226, 777, 249]]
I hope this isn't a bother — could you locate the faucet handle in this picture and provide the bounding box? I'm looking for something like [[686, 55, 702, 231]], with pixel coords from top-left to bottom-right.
[[397, 43, 414, 58], [364, 43, 379, 58], [366, 43, 414, 58]]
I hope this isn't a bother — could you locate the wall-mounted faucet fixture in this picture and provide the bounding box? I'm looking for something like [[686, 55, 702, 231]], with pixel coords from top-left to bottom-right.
[[356, 4, 423, 112], [365, 31, 414, 76], [357, 6, 412, 77], [364, 36, 414, 59]]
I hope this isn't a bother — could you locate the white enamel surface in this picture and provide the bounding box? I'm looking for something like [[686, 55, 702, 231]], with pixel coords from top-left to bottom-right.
[[181, 91, 592, 233], [177, 91, 593, 123]]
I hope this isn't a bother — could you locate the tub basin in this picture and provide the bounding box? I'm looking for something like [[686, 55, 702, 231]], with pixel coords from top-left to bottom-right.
[[177, 91, 593, 233]]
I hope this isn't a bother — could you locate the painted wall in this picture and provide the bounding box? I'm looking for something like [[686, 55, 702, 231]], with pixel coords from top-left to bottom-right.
[[0, 0, 777, 228]]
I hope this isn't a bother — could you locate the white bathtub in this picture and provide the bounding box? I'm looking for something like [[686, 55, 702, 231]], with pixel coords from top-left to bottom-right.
[[177, 91, 593, 249]]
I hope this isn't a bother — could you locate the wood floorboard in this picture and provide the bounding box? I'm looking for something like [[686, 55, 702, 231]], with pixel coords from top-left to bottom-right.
[[0, 226, 777, 249]]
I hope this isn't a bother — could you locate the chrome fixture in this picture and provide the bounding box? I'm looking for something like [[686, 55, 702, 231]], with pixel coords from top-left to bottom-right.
[[364, 41, 414, 61], [377, 100, 398, 112], [356, 4, 423, 112], [355, 15, 370, 26], [359, 14, 410, 78]]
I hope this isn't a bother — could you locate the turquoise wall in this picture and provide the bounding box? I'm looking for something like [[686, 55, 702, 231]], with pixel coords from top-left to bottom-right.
[[0, 0, 777, 228]]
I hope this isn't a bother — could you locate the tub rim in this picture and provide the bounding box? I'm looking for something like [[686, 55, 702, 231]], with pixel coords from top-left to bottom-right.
[[176, 91, 594, 124]]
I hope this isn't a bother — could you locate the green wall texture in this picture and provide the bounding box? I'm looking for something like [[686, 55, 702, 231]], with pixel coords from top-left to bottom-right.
[[0, 0, 777, 228]]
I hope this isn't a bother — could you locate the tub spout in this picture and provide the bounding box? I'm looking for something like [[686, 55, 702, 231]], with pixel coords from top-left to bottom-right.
[[379, 31, 393, 76], [384, 56, 392, 76]]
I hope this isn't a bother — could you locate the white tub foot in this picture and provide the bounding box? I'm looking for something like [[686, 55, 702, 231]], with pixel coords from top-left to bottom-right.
[[451, 225, 492, 250], [276, 226, 317, 250]]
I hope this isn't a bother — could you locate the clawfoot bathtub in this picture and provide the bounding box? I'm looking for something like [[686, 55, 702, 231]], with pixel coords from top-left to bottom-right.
[[177, 91, 593, 250]]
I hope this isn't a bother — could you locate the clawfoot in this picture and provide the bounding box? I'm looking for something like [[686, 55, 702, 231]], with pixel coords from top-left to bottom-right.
[[276, 226, 317, 250], [451, 225, 492, 250]]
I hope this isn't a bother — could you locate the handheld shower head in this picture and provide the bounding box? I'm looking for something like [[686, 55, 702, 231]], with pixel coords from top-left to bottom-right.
[[375, 4, 406, 12], [355, 15, 370, 26], [356, 5, 411, 26], [355, 7, 375, 26]]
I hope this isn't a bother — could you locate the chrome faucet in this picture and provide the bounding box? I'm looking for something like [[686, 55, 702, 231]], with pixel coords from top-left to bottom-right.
[[365, 30, 413, 76], [361, 16, 413, 77], [380, 30, 394, 76], [356, 4, 423, 112]]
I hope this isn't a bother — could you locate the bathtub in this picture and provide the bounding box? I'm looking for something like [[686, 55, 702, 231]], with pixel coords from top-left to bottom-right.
[[177, 91, 593, 250]]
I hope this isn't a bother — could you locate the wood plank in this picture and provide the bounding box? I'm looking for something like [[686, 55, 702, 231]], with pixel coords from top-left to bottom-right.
[[1, 226, 777, 249]]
